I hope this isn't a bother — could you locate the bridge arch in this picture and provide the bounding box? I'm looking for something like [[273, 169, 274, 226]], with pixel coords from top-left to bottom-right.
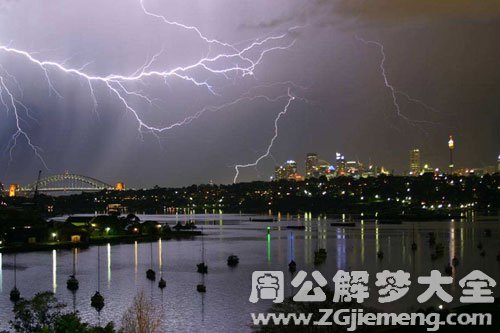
[[22, 173, 113, 192]]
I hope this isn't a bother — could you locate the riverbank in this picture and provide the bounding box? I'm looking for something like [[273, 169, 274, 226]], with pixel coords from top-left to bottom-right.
[[0, 230, 201, 253]]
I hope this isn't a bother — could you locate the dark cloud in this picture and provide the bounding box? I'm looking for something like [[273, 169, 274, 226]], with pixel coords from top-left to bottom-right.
[[336, 0, 500, 22], [242, 0, 500, 30]]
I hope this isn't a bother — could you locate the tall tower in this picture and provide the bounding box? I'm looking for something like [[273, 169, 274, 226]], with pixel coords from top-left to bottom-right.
[[448, 135, 455, 174], [409, 149, 421, 175]]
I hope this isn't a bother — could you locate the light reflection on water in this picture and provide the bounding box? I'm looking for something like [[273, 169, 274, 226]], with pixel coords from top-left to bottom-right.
[[0, 214, 498, 332]]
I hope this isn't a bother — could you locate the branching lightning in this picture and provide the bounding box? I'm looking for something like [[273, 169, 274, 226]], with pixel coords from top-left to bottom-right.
[[355, 35, 439, 124], [233, 88, 295, 183], [0, 1, 302, 173]]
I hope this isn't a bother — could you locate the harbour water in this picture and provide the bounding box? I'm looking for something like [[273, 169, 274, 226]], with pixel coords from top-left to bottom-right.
[[0, 214, 498, 332]]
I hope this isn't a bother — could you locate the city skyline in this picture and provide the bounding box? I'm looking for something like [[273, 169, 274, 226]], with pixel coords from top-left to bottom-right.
[[1, 139, 499, 188]]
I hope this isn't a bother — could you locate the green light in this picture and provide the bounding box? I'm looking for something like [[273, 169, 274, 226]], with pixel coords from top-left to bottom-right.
[[267, 233, 271, 262]]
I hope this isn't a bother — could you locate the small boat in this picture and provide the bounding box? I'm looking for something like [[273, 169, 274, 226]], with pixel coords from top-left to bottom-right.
[[444, 264, 453, 276], [227, 255, 239, 267], [66, 275, 79, 291], [452, 257, 459, 266], [91, 291, 104, 312], [286, 226, 305, 230], [378, 219, 402, 225], [146, 242, 156, 280], [377, 251, 384, 259], [91, 247, 105, 312], [288, 260, 297, 273], [158, 277, 166, 289], [197, 227, 208, 274], [146, 269, 156, 281], [9, 287, 20, 302], [331, 222, 355, 227], [315, 248, 327, 258], [197, 262, 208, 274], [67, 249, 79, 291], [10, 254, 20, 302], [196, 284, 206, 293]]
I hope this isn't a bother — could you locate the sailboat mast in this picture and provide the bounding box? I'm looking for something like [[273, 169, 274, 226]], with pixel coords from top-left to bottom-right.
[[72, 248, 76, 276], [201, 227, 205, 263], [150, 242, 153, 269], [13, 254, 17, 287], [97, 246, 100, 292]]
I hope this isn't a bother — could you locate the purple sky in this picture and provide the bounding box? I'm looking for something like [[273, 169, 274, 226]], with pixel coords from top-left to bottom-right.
[[0, 0, 499, 187]]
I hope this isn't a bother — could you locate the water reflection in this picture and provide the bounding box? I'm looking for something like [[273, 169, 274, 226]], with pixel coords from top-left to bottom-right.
[[0, 253, 2, 292], [0, 215, 498, 332], [266, 233, 271, 263], [360, 221, 365, 265], [288, 232, 295, 262], [107, 243, 111, 286], [336, 228, 347, 270], [52, 249, 57, 293], [158, 238, 163, 272]]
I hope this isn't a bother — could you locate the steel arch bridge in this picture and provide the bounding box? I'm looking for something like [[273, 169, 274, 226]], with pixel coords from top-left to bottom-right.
[[20, 173, 113, 193]]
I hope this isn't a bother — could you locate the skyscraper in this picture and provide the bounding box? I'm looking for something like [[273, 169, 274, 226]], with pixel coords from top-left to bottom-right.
[[305, 153, 318, 178], [410, 149, 421, 175]]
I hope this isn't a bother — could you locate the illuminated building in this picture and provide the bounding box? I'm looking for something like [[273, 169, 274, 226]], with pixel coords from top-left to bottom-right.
[[115, 182, 125, 191], [346, 160, 363, 177], [421, 163, 434, 174], [335, 152, 346, 176], [8, 184, 18, 197], [317, 159, 333, 177], [305, 153, 318, 178], [409, 149, 421, 175], [448, 135, 455, 174], [288, 173, 305, 181], [498, 154, 500, 172], [274, 160, 297, 180]]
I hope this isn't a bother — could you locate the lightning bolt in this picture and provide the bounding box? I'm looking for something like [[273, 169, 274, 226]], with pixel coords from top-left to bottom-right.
[[233, 88, 296, 183], [0, 2, 301, 169], [355, 35, 438, 125]]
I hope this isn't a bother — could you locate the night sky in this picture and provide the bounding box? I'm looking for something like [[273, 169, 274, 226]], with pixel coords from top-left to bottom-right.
[[0, 0, 499, 187]]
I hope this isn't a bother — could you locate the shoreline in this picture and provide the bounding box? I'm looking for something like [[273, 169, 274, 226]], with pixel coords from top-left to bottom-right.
[[0, 230, 201, 254]]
